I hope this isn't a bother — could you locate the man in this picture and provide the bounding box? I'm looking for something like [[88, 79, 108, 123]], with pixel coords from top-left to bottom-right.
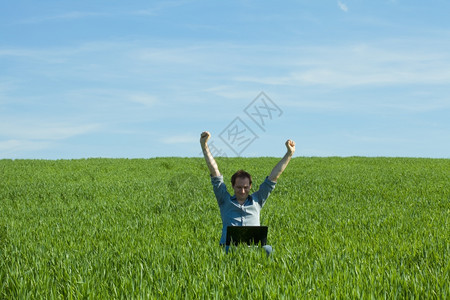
[[200, 131, 295, 255]]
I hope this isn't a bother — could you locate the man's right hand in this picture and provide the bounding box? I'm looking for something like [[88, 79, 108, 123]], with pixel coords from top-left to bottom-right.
[[200, 131, 211, 147], [200, 131, 221, 177]]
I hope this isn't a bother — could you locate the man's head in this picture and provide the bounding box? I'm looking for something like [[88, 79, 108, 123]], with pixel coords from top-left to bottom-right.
[[231, 170, 252, 202]]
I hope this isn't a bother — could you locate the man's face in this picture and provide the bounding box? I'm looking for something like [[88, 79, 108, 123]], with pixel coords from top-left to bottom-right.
[[232, 177, 252, 203]]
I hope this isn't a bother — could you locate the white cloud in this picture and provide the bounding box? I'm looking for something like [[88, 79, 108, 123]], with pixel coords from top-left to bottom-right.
[[161, 134, 197, 144], [131, 0, 192, 16], [16, 11, 109, 24], [0, 139, 56, 158], [15, 1, 193, 25], [0, 120, 100, 140], [338, 1, 349, 12], [202, 86, 262, 100], [379, 98, 450, 113], [0, 139, 51, 152], [233, 41, 450, 88], [128, 94, 159, 107], [63, 89, 159, 111]]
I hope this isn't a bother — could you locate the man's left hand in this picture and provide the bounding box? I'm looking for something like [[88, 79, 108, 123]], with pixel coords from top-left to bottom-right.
[[286, 139, 295, 155]]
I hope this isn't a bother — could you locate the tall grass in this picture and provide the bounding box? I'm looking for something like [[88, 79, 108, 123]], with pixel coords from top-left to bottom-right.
[[1, 157, 449, 298]]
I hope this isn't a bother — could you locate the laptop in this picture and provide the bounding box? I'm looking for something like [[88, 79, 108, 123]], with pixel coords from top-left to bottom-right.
[[226, 226, 268, 246]]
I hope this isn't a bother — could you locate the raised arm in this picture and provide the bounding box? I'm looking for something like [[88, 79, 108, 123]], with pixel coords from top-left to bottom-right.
[[268, 139, 295, 182], [200, 131, 221, 177]]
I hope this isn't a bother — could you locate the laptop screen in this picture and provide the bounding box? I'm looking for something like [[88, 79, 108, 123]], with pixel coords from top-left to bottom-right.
[[226, 226, 268, 246]]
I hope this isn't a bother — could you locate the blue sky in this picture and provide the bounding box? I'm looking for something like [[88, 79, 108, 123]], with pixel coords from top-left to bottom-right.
[[1, 0, 449, 159]]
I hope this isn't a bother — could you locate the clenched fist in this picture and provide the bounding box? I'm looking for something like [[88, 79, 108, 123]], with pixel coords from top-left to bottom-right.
[[200, 131, 211, 146], [285, 139, 295, 155]]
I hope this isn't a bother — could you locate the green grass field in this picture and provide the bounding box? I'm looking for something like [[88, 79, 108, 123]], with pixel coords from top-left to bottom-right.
[[1, 157, 449, 299]]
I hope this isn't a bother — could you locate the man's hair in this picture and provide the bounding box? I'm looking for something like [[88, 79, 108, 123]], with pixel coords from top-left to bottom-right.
[[231, 170, 252, 187]]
